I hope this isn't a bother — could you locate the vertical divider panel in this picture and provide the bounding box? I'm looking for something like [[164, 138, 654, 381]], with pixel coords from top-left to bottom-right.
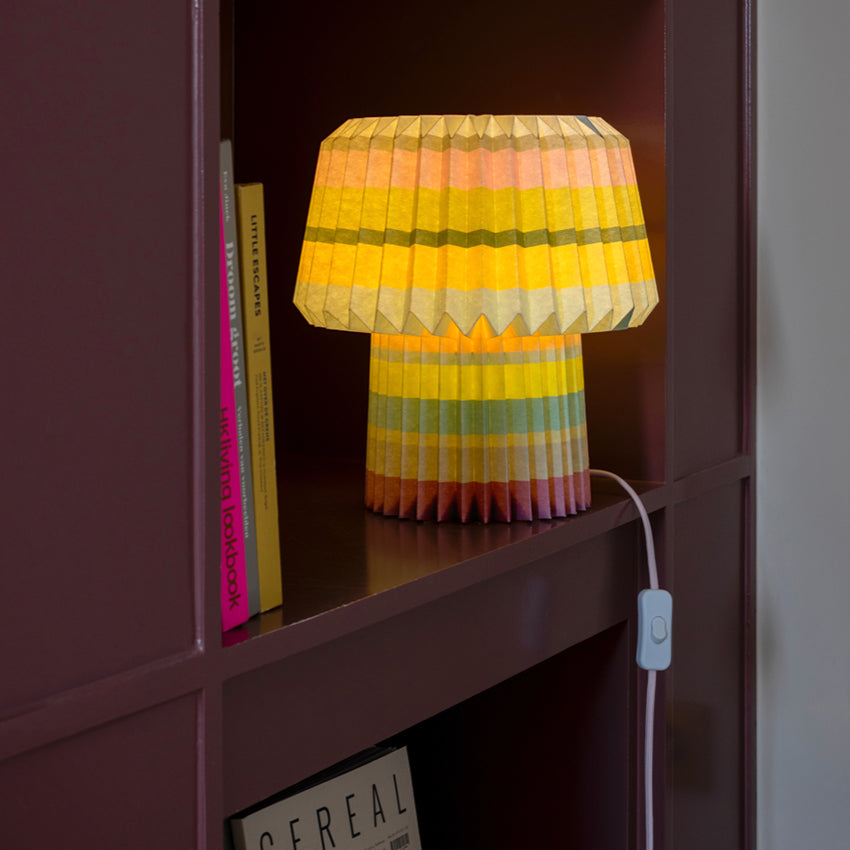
[[668, 483, 747, 848], [667, 0, 746, 478], [200, 0, 226, 845], [201, 684, 226, 850]]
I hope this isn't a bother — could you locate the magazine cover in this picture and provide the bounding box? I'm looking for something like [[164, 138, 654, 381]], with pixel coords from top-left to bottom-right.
[[230, 747, 421, 850]]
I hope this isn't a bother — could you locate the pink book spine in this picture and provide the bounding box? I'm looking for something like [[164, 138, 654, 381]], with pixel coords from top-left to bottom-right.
[[220, 190, 250, 631]]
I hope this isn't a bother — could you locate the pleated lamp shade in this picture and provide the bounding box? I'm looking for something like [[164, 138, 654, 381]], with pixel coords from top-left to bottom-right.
[[295, 115, 658, 522]]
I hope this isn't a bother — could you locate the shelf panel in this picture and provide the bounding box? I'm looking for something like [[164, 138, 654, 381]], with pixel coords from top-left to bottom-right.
[[3, 0, 198, 716], [222, 519, 641, 814], [0, 696, 198, 849], [221, 453, 664, 668], [0, 649, 207, 763]]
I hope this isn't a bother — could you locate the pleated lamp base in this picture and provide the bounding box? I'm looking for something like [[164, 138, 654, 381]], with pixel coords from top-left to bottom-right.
[[365, 326, 592, 523]]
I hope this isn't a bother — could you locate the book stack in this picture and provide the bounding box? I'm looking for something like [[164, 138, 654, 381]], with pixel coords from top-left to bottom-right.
[[220, 139, 283, 631]]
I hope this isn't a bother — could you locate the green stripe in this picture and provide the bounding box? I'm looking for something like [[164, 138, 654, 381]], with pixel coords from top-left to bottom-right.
[[367, 393, 587, 435], [613, 307, 635, 330], [305, 224, 647, 250]]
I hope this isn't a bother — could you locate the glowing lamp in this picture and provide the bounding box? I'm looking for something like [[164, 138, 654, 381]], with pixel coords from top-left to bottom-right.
[[295, 115, 657, 522]]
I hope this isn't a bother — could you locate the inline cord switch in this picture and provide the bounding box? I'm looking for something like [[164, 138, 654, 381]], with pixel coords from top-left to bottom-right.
[[636, 588, 673, 671]]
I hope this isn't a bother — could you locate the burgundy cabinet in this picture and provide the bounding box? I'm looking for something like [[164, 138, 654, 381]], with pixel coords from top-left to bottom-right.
[[1, 0, 753, 847]]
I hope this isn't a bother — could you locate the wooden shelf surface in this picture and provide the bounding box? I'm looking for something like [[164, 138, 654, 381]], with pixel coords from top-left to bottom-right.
[[221, 454, 665, 665]]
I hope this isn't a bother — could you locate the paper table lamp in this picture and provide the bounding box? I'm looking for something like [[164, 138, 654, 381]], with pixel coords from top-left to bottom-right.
[[294, 115, 658, 523]]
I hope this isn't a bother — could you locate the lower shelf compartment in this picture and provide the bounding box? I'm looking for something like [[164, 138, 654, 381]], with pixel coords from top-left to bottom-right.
[[224, 624, 635, 849], [391, 623, 633, 848], [221, 522, 640, 815]]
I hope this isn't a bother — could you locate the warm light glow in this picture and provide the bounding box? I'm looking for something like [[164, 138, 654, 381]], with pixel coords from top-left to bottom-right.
[[367, 324, 589, 522], [294, 115, 658, 522]]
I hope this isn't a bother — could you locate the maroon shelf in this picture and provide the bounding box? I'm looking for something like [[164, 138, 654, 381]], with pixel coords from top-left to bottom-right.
[[0, 0, 753, 847], [223, 455, 665, 652]]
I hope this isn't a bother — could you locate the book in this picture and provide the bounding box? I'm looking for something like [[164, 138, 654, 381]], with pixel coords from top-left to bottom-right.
[[235, 182, 282, 612], [219, 187, 251, 631], [220, 140, 261, 619], [229, 747, 422, 850]]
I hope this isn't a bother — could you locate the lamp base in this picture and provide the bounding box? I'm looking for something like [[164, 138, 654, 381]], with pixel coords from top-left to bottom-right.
[[365, 327, 591, 523]]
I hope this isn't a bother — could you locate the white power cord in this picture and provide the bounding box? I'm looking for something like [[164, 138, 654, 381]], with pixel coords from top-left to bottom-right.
[[589, 469, 669, 850], [589, 469, 659, 591]]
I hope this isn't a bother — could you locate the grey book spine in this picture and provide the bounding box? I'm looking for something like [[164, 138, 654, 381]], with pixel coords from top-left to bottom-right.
[[220, 139, 261, 617]]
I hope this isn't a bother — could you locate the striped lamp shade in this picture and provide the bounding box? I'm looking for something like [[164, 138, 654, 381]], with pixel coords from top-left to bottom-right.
[[295, 115, 658, 522]]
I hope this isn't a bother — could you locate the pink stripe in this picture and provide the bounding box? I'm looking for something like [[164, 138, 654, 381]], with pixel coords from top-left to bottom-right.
[[313, 145, 634, 191], [365, 471, 591, 523]]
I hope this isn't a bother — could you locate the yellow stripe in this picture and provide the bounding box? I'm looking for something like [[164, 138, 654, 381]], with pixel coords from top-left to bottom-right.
[[308, 185, 642, 234], [304, 241, 645, 292], [368, 358, 585, 401]]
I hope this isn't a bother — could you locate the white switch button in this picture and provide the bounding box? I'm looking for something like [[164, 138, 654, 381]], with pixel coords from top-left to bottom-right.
[[637, 589, 673, 670]]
